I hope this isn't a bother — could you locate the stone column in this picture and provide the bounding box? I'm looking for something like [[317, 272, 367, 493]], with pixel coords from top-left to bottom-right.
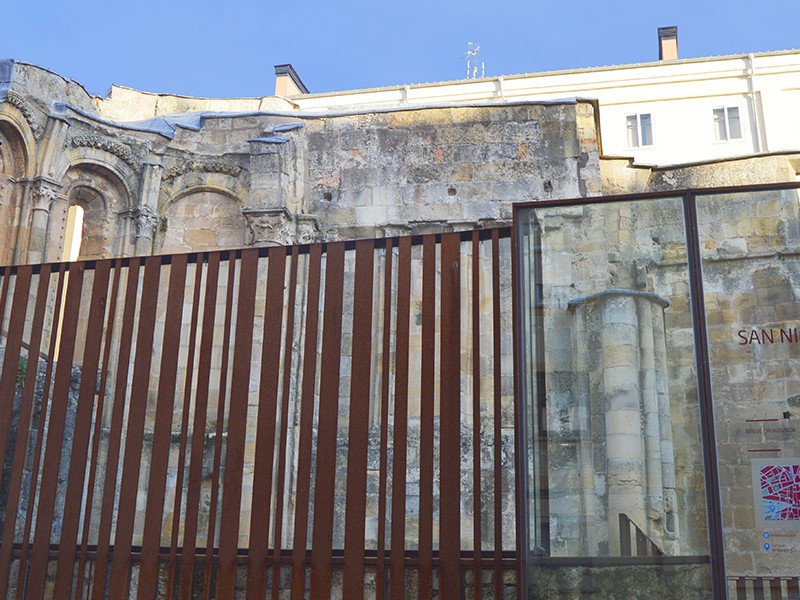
[[600, 294, 647, 554], [654, 307, 679, 554], [638, 300, 665, 529], [0, 174, 17, 264], [568, 289, 674, 555], [574, 302, 598, 555], [26, 183, 62, 264]]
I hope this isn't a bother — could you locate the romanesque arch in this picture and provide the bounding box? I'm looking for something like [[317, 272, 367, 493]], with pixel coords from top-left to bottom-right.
[[0, 118, 31, 264], [58, 163, 132, 260], [158, 187, 246, 254]]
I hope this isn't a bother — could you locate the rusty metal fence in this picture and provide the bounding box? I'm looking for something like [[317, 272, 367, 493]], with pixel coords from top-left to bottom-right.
[[0, 229, 517, 599]]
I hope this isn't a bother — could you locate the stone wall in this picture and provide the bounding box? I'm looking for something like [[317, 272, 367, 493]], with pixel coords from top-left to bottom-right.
[[0, 59, 601, 267]]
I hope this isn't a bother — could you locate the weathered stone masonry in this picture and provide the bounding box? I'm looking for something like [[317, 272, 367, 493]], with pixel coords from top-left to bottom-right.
[[0, 60, 600, 266]]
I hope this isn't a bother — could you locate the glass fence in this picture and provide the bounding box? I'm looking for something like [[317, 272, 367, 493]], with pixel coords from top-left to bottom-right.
[[515, 185, 800, 600]]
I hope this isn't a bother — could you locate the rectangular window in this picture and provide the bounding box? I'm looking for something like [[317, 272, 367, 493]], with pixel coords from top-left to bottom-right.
[[626, 114, 654, 148], [713, 106, 742, 141]]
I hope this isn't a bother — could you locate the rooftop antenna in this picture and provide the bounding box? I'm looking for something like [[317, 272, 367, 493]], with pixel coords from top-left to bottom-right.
[[463, 42, 485, 79]]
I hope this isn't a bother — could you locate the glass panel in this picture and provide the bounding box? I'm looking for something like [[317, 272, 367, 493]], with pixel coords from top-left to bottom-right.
[[627, 115, 640, 148], [640, 114, 653, 146], [517, 198, 712, 598], [728, 107, 742, 139], [713, 108, 728, 141], [697, 188, 800, 599]]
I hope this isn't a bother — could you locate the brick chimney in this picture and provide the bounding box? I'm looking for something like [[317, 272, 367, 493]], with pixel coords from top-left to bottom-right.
[[274, 64, 309, 96], [658, 26, 678, 60]]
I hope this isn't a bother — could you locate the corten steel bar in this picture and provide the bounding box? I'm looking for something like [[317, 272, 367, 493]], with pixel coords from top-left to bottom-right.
[[375, 239, 394, 597], [789, 578, 800, 598], [246, 245, 287, 599], [0, 265, 52, 595], [166, 257, 205, 597], [138, 254, 188, 599], [74, 260, 123, 598], [510, 222, 528, 599], [439, 232, 462, 595], [203, 255, 238, 600], [28, 262, 85, 600], [108, 256, 162, 598], [0, 267, 12, 343], [390, 236, 412, 600], [91, 259, 142, 600], [216, 248, 260, 600], [309, 241, 346, 600], [619, 515, 632, 557], [471, 230, 483, 599], [53, 261, 112, 598], [270, 245, 299, 600], [736, 577, 747, 600], [683, 193, 727, 600], [0, 265, 32, 484], [770, 578, 782, 598], [418, 234, 436, 598], [179, 253, 221, 600], [753, 579, 765, 600], [26, 263, 84, 598], [290, 244, 322, 600], [342, 239, 376, 599], [15, 265, 66, 597], [531, 217, 550, 554], [492, 230, 503, 600]]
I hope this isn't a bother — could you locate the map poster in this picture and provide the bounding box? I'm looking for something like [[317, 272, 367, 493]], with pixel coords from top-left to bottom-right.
[[752, 458, 800, 530]]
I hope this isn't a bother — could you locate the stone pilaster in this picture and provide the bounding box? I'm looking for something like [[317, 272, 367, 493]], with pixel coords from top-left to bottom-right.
[[134, 161, 163, 254], [36, 115, 70, 181]]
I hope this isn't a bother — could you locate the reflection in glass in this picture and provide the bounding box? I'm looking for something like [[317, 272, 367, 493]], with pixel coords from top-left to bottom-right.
[[517, 198, 711, 598]]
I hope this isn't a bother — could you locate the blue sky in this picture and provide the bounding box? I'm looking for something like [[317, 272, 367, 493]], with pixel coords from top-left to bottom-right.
[[2, 0, 797, 98]]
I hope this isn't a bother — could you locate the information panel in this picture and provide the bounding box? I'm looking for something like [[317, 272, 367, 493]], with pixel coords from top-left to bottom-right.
[[697, 189, 800, 597]]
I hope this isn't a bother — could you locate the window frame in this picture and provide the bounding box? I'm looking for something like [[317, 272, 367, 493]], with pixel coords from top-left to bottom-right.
[[626, 113, 655, 148], [712, 105, 743, 142]]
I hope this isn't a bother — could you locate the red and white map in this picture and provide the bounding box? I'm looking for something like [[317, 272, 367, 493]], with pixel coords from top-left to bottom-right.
[[760, 464, 800, 521]]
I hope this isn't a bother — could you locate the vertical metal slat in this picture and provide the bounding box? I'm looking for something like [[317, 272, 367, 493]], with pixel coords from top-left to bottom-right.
[[290, 244, 323, 600], [309, 242, 346, 600], [390, 236, 412, 600], [138, 254, 189, 598], [342, 240, 375, 599], [245, 246, 287, 599], [216, 249, 260, 600]]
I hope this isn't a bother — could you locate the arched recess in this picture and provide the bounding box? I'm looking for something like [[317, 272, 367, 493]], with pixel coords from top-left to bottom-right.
[[0, 118, 32, 264], [58, 163, 131, 260], [158, 187, 246, 254]]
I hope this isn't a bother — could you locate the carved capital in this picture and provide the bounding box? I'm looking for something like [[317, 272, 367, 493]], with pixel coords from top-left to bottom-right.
[[31, 185, 62, 211], [295, 215, 320, 244], [133, 205, 160, 238], [243, 208, 293, 246]]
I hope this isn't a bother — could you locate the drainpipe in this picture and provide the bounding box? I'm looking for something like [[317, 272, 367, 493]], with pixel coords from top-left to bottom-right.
[[747, 53, 764, 153]]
